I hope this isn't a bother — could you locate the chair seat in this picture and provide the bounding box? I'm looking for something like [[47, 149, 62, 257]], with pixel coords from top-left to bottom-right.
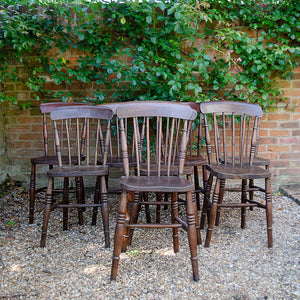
[[220, 156, 270, 167], [31, 155, 83, 165], [48, 165, 109, 178], [120, 176, 194, 193], [206, 164, 271, 180], [105, 156, 136, 168], [185, 155, 206, 167], [139, 164, 193, 176]]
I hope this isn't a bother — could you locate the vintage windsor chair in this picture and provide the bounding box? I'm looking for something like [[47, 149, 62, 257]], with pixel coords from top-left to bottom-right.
[[40, 105, 114, 248], [110, 101, 199, 281], [29, 102, 87, 224], [200, 101, 273, 248]]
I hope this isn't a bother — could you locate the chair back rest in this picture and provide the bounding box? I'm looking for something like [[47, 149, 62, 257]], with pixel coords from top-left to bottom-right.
[[116, 101, 197, 177], [200, 101, 263, 166], [97, 102, 138, 163], [50, 106, 114, 167], [39, 102, 88, 156]]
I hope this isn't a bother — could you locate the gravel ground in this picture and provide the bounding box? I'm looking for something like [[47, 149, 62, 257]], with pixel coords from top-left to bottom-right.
[[0, 182, 299, 299]]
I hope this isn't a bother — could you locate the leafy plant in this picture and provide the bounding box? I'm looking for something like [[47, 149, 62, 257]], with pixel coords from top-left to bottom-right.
[[0, 0, 299, 108]]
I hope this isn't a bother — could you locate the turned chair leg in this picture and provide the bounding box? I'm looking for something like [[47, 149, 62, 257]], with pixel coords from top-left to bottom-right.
[[265, 177, 273, 248], [200, 173, 213, 229], [205, 178, 220, 248], [40, 178, 53, 248], [29, 162, 36, 224], [241, 179, 247, 229], [215, 179, 225, 226], [111, 190, 128, 281], [171, 192, 179, 253], [186, 190, 199, 281], [100, 176, 110, 248]]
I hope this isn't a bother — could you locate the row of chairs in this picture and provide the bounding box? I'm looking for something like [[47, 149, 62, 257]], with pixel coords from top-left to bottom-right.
[[29, 100, 273, 281]]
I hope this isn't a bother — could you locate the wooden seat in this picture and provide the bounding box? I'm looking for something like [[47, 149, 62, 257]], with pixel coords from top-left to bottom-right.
[[29, 102, 87, 224], [110, 101, 199, 281], [40, 105, 114, 248], [199, 101, 272, 248]]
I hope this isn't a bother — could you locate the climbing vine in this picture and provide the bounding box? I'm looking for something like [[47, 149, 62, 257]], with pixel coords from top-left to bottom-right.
[[0, 0, 299, 109]]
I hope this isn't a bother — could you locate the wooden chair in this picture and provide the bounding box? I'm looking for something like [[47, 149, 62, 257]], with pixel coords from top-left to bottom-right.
[[40, 105, 114, 248], [29, 102, 87, 224], [200, 101, 272, 248], [111, 101, 199, 281]]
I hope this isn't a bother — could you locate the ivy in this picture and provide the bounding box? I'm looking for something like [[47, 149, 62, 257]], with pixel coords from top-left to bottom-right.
[[0, 0, 299, 109]]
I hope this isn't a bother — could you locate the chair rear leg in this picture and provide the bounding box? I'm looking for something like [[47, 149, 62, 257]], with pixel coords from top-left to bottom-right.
[[111, 190, 128, 281], [171, 192, 179, 253], [156, 192, 162, 223], [249, 179, 254, 211], [193, 166, 201, 210], [200, 173, 213, 229], [126, 192, 140, 249], [205, 178, 220, 248], [215, 179, 226, 226], [186, 190, 199, 281], [100, 176, 110, 248], [29, 162, 36, 224], [63, 177, 69, 231], [92, 176, 101, 226], [76, 177, 84, 225], [241, 179, 247, 229], [265, 177, 273, 248], [40, 178, 53, 247]]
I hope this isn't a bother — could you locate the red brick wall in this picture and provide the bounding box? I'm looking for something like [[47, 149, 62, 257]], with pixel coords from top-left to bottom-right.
[[0, 66, 299, 191]]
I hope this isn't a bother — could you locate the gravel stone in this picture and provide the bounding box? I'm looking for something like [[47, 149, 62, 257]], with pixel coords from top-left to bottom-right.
[[0, 186, 299, 299]]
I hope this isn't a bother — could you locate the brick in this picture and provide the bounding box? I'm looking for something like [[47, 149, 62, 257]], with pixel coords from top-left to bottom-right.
[[292, 129, 300, 136], [282, 89, 300, 97], [292, 114, 300, 120], [292, 81, 300, 89], [260, 137, 278, 145], [280, 136, 300, 144], [18, 116, 41, 125], [9, 141, 32, 148], [268, 145, 290, 152], [270, 129, 291, 137], [261, 152, 279, 160], [259, 129, 269, 137], [18, 132, 42, 141], [270, 160, 290, 168], [280, 122, 299, 128], [259, 121, 278, 129], [278, 80, 291, 88], [280, 153, 300, 159], [292, 145, 300, 151], [279, 168, 300, 176], [267, 113, 291, 121]]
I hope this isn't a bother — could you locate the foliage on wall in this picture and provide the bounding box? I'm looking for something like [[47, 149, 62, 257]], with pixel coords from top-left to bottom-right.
[[0, 0, 299, 109]]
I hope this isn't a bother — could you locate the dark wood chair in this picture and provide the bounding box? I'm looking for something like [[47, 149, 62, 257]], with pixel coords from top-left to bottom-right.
[[200, 101, 273, 248], [40, 105, 114, 248], [29, 102, 87, 224], [111, 101, 199, 281]]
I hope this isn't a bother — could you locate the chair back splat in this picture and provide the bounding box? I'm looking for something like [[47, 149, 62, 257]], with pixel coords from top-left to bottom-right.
[[111, 101, 200, 282]]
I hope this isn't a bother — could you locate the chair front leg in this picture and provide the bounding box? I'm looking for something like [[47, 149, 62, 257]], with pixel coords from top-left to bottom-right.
[[205, 178, 220, 248], [126, 191, 140, 249], [75, 176, 84, 225], [111, 190, 129, 281], [265, 177, 273, 248], [186, 190, 199, 281], [40, 177, 53, 247], [100, 175, 110, 248], [92, 176, 101, 226], [241, 179, 248, 229]]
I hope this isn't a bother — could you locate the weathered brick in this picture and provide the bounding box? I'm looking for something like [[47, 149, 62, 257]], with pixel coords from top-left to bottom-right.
[[292, 81, 300, 89], [279, 168, 300, 176], [270, 129, 291, 137], [270, 160, 291, 168], [268, 113, 291, 121], [282, 89, 300, 97], [292, 114, 300, 120], [268, 145, 290, 152], [280, 136, 300, 144], [260, 137, 278, 145], [280, 122, 299, 128], [280, 153, 300, 159], [259, 121, 278, 129]]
